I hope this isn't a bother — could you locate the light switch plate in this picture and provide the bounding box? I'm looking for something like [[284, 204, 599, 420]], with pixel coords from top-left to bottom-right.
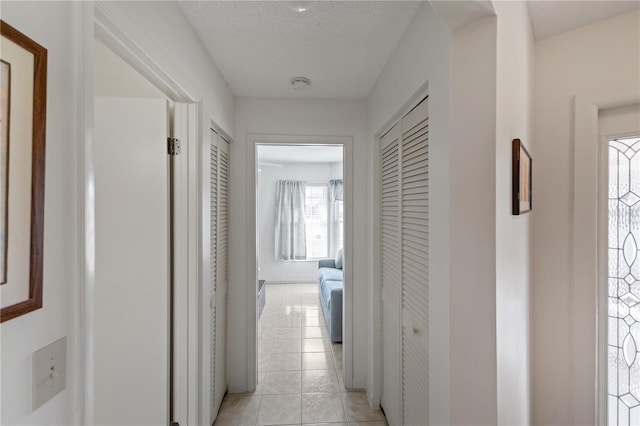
[[32, 336, 66, 411]]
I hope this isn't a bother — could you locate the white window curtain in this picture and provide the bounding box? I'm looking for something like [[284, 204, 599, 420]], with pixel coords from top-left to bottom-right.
[[274, 180, 307, 260], [329, 179, 344, 257]]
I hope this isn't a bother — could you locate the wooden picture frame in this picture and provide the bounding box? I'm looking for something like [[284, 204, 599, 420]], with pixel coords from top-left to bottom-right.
[[0, 20, 47, 322], [512, 138, 532, 215], [1, 59, 10, 284]]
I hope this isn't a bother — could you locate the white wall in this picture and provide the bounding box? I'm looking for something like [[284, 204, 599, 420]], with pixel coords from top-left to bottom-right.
[[494, 2, 535, 425], [93, 39, 168, 100], [1, 2, 80, 424], [532, 10, 640, 425], [258, 162, 342, 283], [230, 98, 367, 392], [330, 161, 343, 180], [449, 15, 498, 426], [109, 1, 235, 137], [599, 103, 640, 137]]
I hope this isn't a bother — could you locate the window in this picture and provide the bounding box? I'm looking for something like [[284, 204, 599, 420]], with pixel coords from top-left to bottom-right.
[[304, 185, 328, 259], [607, 135, 640, 425], [330, 199, 344, 257]]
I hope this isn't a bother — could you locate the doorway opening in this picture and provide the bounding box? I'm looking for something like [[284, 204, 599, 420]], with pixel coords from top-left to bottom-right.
[[251, 141, 352, 396], [91, 34, 197, 426]]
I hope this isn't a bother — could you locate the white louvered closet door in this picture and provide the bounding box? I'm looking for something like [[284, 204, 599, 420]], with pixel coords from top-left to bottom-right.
[[215, 137, 230, 414], [380, 97, 429, 426], [400, 99, 429, 426], [209, 131, 219, 421], [210, 131, 230, 421], [380, 123, 402, 426]]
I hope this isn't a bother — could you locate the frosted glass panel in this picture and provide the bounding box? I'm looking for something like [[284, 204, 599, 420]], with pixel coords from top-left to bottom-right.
[[608, 136, 640, 425]]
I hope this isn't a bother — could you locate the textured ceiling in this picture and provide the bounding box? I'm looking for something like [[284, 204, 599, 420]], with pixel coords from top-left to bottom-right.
[[178, 1, 423, 99], [257, 145, 343, 164], [179, 1, 639, 98], [527, 0, 640, 40]]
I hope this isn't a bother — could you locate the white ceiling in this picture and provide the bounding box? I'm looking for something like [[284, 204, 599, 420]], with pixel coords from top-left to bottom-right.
[[527, 1, 640, 40], [257, 145, 343, 164], [178, 1, 423, 99], [178, 1, 640, 99]]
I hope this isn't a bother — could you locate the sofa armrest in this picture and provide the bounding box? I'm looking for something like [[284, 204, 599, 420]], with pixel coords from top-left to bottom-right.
[[318, 259, 336, 269]]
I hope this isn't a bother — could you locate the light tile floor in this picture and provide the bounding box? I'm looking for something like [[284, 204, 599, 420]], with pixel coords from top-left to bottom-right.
[[214, 283, 387, 426]]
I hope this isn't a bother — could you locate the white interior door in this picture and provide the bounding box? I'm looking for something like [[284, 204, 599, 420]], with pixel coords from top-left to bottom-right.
[[94, 96, 170, 426], [380, 97, 429, 426], [380, 123, 402, 426], [400, 99, 429, 426], [209, 131, 229, 422], [172, 102, 194, 426], [209, 131, 218, 422], [215, 135, 230, 415]]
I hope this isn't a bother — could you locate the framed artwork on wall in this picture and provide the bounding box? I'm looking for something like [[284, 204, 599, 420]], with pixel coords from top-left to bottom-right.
[[0, 20, 47, 323], [1, 59, 10, 284], [512, 138, 532, 215]]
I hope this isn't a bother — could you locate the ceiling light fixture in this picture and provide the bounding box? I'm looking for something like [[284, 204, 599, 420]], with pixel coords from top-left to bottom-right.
[[288, 2, 312, 13], [291, 77, 311, 91]]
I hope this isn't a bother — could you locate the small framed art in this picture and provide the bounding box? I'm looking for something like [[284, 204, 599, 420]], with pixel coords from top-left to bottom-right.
[[512, 138, 532, 215]]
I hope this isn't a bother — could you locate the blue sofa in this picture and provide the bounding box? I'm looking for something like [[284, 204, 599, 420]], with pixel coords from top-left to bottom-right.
[[317, 254, 343, 342]]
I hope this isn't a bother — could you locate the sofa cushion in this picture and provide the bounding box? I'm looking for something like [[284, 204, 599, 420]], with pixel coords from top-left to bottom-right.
[[320, 279, 343, 310], [318, 267, 343, 285], [335, 248, 344, 269]]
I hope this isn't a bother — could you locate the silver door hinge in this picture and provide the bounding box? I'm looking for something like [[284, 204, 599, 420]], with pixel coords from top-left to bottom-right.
[[168, 138, 181, 156]]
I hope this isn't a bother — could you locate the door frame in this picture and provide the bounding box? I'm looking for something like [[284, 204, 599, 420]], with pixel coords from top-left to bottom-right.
[[572, 90, 640, 425], [78, 2, 202, 425], [246, 134, 354, 390], [597, 129, 640, 426]]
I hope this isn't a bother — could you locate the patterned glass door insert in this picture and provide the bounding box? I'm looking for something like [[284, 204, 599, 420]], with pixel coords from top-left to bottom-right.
[[608, 136, 640, 425]]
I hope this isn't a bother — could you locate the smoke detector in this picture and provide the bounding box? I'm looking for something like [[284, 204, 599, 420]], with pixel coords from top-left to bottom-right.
[[291, 77, 311, 91]]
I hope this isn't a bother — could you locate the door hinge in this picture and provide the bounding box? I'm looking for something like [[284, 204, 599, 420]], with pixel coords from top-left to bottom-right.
[[168, 138, 181, 156]]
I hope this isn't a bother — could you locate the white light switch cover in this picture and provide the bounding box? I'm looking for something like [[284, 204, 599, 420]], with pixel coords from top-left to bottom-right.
[[32, 336, 66, 411]]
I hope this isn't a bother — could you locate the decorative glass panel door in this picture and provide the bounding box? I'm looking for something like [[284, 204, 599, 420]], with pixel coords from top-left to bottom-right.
[[608, 136, 640, 425]]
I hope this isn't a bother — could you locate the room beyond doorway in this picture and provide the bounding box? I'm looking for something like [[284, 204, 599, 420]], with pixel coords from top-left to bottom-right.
[[257, 144, 344, 283], [249, 141, 352, 396]]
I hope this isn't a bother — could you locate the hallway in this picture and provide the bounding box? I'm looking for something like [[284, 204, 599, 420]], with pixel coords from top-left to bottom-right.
[[214, 283, 386, 426]]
